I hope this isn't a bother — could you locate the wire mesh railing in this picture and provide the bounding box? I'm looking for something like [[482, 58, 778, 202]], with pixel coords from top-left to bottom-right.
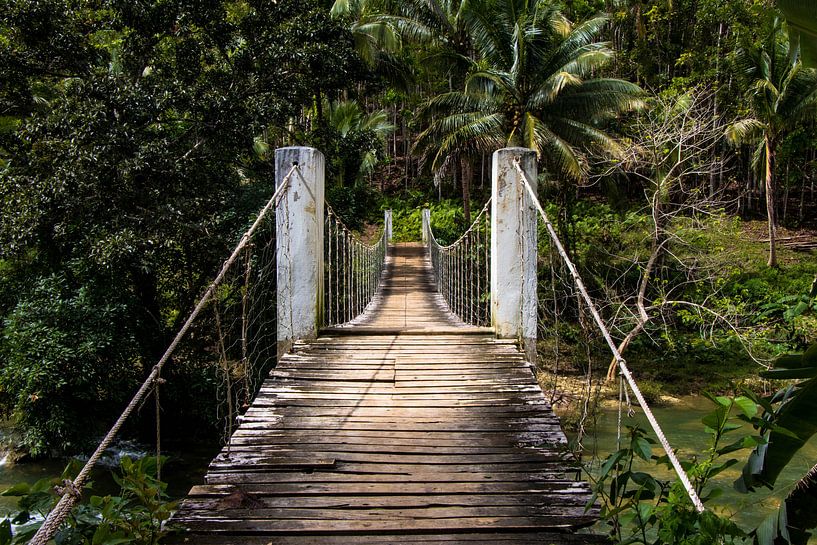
[[425, 201, 492, 327], [28, 165, 299, 545], [511, 158, 706, 514], [323, 206, 388, 326]]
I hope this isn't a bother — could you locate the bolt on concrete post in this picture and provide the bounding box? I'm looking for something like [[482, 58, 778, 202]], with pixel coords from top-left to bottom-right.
[[490, 148, 538, 361], [422, 208, 431, 244], [276, 147, 325, 358]]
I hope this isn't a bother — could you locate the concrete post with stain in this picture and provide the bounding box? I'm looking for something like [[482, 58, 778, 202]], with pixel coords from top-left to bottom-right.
[[491, 148, 537, 360], [421, 208, 431, 244], [276, 147, 324, 358], [384, 209, 393, 241]]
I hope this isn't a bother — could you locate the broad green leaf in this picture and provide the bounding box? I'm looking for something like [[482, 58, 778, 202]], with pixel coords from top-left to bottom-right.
[[632, 437, 652, 461], [717, 438, 748, 456], [708, 458, 739, 479], [740, 375, 817, 490], [754, 509, 778, 545], [721, 422, 744, 434], [598, 450, 626, 480], [734, 396, 758, 418], [761, 367, 817, 380], [771, 354, 810, 369], [1, 484, 30, 497]]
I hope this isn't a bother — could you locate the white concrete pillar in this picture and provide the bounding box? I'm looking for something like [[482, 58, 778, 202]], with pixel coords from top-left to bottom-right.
[[491, 148, 537, 358], [421, 208, 431, 244], [276, 147, 324, 357], [384, 209, 393, 241]]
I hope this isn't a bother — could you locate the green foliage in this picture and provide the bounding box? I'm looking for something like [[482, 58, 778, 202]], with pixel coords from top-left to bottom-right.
[[389, 199, 465, 243], [590, 395, 764, 544], [757, 277, 817, 345], [414, 0, 644, 180], [738, 344, 817, 491], [0, 456, 176, 544], [306, 100, 394, 189], [327, 183, 382, 230], [0, 273, 141, 456], [542, 201, 817, 395], [0, 0, 369, 455], [591, 386, 817, 544]]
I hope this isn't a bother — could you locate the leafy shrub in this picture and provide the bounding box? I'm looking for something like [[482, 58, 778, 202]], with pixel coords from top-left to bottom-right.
[[0, 273, 142, 456], [1, 456, 176, 544], [390, 199, 465, 243], [590, 395, 759, 544]]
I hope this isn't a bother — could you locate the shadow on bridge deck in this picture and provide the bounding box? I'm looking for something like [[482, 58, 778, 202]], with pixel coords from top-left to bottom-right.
[[168, 243, 603, 545]]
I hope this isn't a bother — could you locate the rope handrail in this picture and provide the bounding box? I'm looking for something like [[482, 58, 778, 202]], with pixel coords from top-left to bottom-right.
[[511, 158, 705, 514], [427, 198, 492, 250], [326, 204, 387, 250], [425, 201, 492, 327], [29, 164, 301, 545]]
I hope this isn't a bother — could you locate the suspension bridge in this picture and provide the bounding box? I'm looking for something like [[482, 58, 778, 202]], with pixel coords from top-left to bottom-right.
[[29, 147, 703, 545]]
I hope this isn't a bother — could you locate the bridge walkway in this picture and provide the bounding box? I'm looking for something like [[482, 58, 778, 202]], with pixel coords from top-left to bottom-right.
[[170, 243, 602, 544]]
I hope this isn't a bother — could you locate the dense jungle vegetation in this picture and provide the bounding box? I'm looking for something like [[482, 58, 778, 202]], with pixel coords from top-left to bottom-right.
[[2, 0, 817, 543]]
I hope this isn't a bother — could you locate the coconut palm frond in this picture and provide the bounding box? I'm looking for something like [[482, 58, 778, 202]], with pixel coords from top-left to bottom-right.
[[534, 121, 585, 180], [725, 118, 765, 145], [549, 116, 624, 158], [554, 46, 613, 79], [529, 71, 583, 106]]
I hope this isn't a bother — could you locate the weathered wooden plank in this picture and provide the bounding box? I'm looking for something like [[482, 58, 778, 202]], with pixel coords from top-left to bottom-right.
[[168, 533, 608, 545], [175, 505, 594, 522], [225, 433, 566, 448], [172, 516, 594, 533], [178, 492, 592, 509]]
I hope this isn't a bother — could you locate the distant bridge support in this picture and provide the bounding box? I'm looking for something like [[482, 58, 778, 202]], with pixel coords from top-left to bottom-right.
[[275, 146, 325, 357], [384, 208, 393, 241], [491, 147, 538, 359]]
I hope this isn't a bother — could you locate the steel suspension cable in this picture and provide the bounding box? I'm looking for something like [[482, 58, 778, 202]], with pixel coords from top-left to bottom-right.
[[511, 158, 705, 514]]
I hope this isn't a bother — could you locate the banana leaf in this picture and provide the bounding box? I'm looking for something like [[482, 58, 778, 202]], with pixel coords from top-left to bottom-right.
[[783, 463, 817, 545], [779, 0, 817, 67], [738, 344, 817, 492]]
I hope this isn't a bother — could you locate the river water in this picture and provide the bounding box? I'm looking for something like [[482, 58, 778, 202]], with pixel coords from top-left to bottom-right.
[[576, 395, 817, 539], [0, 438, 218, 517]]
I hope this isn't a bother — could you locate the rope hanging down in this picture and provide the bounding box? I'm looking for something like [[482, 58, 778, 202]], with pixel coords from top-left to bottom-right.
[[426, 201, 491, 327], [511, 158, 706, 514], [29, 164, 301, 545], [323, 206, 388, 326]]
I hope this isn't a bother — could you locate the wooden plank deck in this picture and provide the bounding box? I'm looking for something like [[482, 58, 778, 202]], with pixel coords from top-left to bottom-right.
[[169, 243, 602, 544]]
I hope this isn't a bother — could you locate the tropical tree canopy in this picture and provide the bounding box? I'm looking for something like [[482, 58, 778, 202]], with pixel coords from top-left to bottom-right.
[[414, 0, 645, 181], [726, 16, 817, 266]]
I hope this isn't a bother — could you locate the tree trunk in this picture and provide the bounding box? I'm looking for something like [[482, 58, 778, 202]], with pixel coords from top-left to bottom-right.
[[460, 156, 472, 225], [783, 159, 790, 225], [800, 169, 807, 223], [765, 134, 778, 267], [314, 87, 323, 128]]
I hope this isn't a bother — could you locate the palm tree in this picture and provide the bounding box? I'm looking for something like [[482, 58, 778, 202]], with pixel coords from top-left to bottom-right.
[[327, 99, 395, 183], [332, 0, 484, 221], [414, 0, 644, 188], [727, 17, 817, 267]]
